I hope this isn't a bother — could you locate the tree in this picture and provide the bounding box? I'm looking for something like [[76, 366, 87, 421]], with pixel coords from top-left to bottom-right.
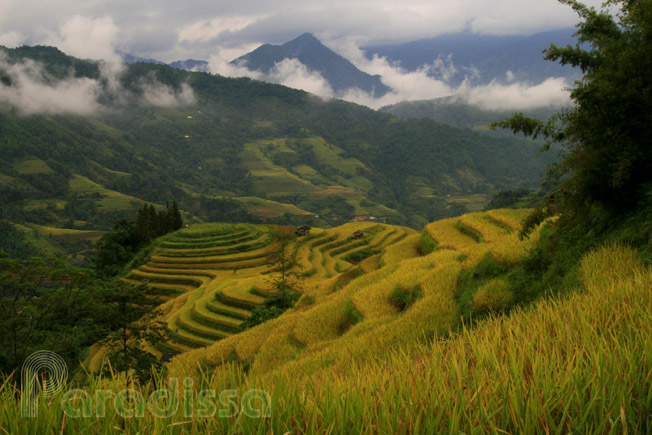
[[98, 280, 167, 382], [94, 219, 141, 276], [171, 201, 183, 230], [0, 257, 108, 375], [240, 230, 301, 330], [492, 0, 652, 215]]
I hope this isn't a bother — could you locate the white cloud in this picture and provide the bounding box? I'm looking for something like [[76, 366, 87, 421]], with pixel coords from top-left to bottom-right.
[[207, 45, 265, 78], [0, 52, 197, 115], [140, 82, 196, 107], [47, 15, 121, 63], [0, 31, 25, 48], [459, 77, 572, 110], [267, 59, 333, 98], [178, 16, 263, 43], [0, 57, 102, 115]]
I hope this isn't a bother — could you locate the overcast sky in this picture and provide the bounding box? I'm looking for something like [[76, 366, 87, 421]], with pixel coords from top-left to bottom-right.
[[1, 0, 604, 63], [0, 0, 608, 111]]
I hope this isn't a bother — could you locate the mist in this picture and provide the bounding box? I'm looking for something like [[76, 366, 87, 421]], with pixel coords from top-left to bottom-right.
[[208, 37, 572, 111], [0, 58, 197, 116]]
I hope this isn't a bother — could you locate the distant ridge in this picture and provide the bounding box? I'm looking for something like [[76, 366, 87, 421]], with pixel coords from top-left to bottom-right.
[[232, 33, 391, 98], [168, 59, 209, 72], [365, 29, 580, 86]]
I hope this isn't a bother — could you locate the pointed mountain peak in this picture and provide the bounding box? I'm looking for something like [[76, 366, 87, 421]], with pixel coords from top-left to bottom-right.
[[232, 33, 391, 98], [289, 33, 320, 44]]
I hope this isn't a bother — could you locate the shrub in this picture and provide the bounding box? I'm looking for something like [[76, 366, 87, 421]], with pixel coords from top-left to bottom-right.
[[470, 279, 513, 314], [388, 284, 423, 312], [519, 207, 550, 240], [417, 231, 437, 255], [339, 300, 363, 333], [455, 221, 483, 243], [344, 248, 379, 263]]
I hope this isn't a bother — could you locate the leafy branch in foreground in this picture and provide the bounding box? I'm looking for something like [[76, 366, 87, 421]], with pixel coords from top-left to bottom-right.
[[492, 0, 652, 216]]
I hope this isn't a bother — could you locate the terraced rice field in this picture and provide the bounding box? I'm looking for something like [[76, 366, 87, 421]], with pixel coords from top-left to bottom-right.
[[118, 223, 282, 356], [94, 210, 541, 373], [167, 209, 545, 382], [89, 221, 414, 363]]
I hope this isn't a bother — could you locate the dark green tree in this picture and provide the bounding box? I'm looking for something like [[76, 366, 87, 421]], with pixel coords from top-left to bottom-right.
[[0, 257, 107, 375], [98, 280, 167, 382], [94, 219, 141, 276], [171, 201, 183, 230], [492, 0, 652, 215]]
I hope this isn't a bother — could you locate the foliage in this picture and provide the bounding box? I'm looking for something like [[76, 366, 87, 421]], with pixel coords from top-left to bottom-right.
[[94, 202, 182, 276], [484, 188, 533, 210], [239, 289, 301, 331], [417, 230, 438, 255], [388, 284, 423, 312], [343, 247, 379, 263], [492, 0, 652, 217], [0, 257, 104, 374], [98, 280, 167, 382], [518, 206, 551, 239], [455, 221, 483, 242], [339, 300, 363, 333], [470, 279, 513, 314]]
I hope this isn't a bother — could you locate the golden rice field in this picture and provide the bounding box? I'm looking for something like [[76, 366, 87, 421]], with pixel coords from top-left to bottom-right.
[[87, 220, 417, 364], [6, 209, 651, 433], [86, 210, 542, 367]]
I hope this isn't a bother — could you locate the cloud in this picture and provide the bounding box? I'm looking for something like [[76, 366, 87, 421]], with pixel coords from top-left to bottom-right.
[[0, 0, 609, 62], [140, 82, 196, 107], [267, 59, 333, 97], [178, 16, 263, 44], [0, 31, 25, 48], [47, 15, 121, 63], [211, 34, 572, 112], [459, 77, 572, 110], [0, 52, 196, 115], [0, 56, 102, 115]]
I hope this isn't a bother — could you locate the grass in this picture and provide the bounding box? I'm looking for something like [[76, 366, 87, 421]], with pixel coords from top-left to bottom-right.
[[68, 174, 145, 211], [13, 158, 53, 174], [8, 210, 652, 433]]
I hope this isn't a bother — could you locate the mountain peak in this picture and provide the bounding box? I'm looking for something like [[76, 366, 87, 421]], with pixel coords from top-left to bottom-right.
[[289, 33, 320, 44], [232, 34, 391, 98]]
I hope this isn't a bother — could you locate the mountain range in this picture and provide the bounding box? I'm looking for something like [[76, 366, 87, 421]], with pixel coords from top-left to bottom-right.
[[364, 29, 580, 86], [0, 45, 552, 258], [118, 29, 579, 101]]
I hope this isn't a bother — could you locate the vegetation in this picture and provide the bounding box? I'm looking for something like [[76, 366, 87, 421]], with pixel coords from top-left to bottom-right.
[[0, 43, 549, 254], [1, 1, 652, 432], [388, 284, 423, 311], [493, 0, 652, 218]]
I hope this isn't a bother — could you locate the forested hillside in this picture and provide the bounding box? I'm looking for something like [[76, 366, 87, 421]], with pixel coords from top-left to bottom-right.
[[0, 45, 549, 259]]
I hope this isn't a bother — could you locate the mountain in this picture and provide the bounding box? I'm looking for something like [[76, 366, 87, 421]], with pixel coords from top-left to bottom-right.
[[232, 33, 391, 98], [118, 51, 166, 65], [365, 29, 581, 86], [380, 96, 561, 130], [117, 51, 208, 72], [169, 59, 209, 72], [0, 45, 552, 258]]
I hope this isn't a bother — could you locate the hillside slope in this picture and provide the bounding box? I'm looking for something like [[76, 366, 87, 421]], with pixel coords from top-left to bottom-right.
[[147, 208, 543, 377], [0, 45, 551, 258]]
